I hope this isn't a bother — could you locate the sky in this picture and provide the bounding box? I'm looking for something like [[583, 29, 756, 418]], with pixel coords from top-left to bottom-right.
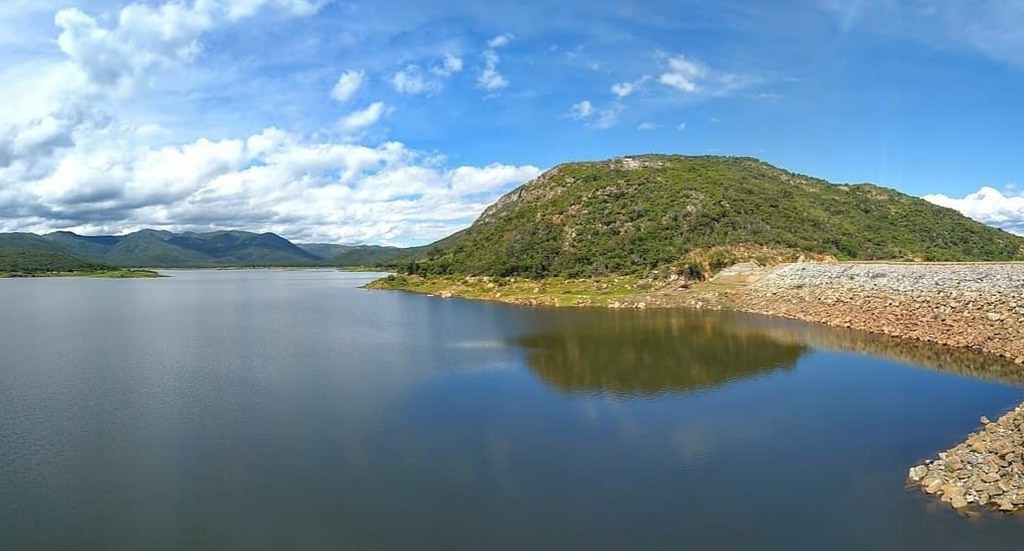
[[0, 0, 1022, 245]]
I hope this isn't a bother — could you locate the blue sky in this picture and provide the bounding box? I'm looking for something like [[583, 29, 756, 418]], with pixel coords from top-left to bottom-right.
[[1, 0, 1022, 244]]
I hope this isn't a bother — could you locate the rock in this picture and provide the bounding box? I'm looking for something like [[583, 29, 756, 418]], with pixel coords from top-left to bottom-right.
[[439, 291, 453, 299], [981, 416, 991, 425], [909, 465, 929, 482]]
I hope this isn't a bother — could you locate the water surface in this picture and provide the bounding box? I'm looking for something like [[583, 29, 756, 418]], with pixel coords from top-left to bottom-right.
[[2, 270, 1023, 549]]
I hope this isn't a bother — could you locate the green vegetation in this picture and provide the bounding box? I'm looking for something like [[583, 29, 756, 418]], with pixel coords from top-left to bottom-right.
[[366, 274, 649, 306], [402, 155, 1024, 279], [0, 248, 159, 278]]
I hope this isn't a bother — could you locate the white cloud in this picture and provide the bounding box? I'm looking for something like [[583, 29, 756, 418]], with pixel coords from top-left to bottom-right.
[[658, 54, 707, 93], [924, 187, 1024, 236], [488, 33, 514, 49], [676, 122, 686, 130], [448, 163, 541, 196], [3, 119, 542, 244], [477, 35, 512, 91], [566, 100, 621, 129], [569, 100, 594, 119], [656, 53, 754, 96], [477, 50, 508, 91], [611, 75, 650, 98], [0, 1, 549, 246], [337, 102, 389, 133], [432, 53, 464, 76], [391, 65, 438, 95], [637, 122, 657, 130], [331, 69, 364, 102]]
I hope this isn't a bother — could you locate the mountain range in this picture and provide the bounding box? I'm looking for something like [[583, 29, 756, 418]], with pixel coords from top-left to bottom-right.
[[0, 230, 410, 268]]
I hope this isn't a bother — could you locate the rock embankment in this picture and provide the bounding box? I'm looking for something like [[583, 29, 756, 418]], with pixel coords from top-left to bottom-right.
[[739, 263, 1024, 363], [908, 405, 1024, 512]]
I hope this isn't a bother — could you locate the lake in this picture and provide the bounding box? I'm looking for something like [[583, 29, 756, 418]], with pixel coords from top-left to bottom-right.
[[2, 270, 1023, 549]]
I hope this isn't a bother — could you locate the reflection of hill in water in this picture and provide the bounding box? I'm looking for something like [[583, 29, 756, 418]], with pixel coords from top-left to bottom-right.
[[517, 309, 1024, 397], [728, 315, 1024, 388], [517, 312, 808, 396]]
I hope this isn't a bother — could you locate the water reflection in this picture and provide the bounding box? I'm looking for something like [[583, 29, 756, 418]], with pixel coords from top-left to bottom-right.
[[517, 309, 1024, 397], [517, 311, 807, 396], [727, 315, 1024, 387]]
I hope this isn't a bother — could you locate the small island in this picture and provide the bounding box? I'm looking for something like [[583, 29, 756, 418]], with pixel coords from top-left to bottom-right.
[[0, 248, 160, 278]]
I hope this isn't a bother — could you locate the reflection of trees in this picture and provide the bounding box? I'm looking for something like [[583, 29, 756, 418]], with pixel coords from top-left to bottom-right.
[[517, 312, 808, 396]]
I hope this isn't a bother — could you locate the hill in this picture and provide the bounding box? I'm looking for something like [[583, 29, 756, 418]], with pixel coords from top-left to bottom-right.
[[0, 228, 376, 266], [403, 155, 1024, 278], [298, 243, 417, 267], [0, 247, 154, 277]]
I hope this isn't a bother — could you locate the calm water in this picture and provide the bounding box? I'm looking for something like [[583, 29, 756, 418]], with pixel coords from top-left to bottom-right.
[[2, 270, 1024, 550]]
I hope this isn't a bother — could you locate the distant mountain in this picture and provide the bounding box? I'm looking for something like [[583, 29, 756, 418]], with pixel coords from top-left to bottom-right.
[[298, 243, 422, 267], [404, 155, 1024, 278], [0, 230, 369, 268]]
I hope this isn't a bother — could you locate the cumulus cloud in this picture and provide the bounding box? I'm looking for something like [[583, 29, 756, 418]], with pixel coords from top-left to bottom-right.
[[0, 1, 543, 245], [4, 121, 541, 244], [637, 122, 657, 130], [924, 187, 1024, 236], [331, 69, 364, 102], [52, 0, 327, 94]]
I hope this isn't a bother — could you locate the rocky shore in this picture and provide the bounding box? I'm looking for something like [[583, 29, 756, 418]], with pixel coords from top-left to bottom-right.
[[738, 262, 1024, 363], [735, 262, 1024, 512], [908, 405, 1024, 512]]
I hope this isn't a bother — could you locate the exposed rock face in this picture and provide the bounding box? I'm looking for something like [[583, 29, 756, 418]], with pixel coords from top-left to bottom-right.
[[739, 263, 1024, 363], [908, 405, 1024, 512]]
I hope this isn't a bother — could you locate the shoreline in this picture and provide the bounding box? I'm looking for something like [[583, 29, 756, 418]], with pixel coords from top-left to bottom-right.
[[367, 262, 1024, 362], [368, 262, 1024, 513], [0, 269, 162, 279]]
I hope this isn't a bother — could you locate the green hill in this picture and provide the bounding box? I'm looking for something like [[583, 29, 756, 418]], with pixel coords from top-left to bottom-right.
[[405, 155, 1024, 278], [0, 248, 115, 275]]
